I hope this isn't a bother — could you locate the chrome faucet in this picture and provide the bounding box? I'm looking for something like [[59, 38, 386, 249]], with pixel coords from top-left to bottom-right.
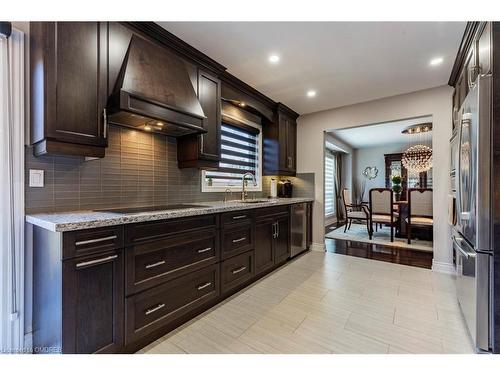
[[223, 188, 232, 203], [241, 172, 257, 201]]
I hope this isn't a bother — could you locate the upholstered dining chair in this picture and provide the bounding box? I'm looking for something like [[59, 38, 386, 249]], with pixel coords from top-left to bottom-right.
[[369, 188, 398, 242], [341, 188, 371, 236], [406, 188, 433, 244]]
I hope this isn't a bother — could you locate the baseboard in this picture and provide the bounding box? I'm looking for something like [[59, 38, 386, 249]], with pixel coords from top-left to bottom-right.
[[432, 260, 456, 275], [310, 242, 325, 252]]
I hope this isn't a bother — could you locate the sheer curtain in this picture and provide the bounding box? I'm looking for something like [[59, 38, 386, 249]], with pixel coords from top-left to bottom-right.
[[0, 27, 25, 353]]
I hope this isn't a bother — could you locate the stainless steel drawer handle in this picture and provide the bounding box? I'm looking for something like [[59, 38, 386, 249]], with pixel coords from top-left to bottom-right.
[[197, 247, 212, 254], [232, 237, 246, 243], [75, 235, 117, 246], [76, 255, 118, 268], [197, 282, 212, 290], [232, 266, 247, 274], [232, 215, 247, 220], [145, 260, 166, 269], [145, 303, 165, 316]]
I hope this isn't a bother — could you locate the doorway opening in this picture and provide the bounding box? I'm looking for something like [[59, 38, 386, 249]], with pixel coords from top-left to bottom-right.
[[323, 116, 434, 268]]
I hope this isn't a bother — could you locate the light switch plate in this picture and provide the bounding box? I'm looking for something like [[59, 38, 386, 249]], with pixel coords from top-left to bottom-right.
[[29, 169, 44, 188]]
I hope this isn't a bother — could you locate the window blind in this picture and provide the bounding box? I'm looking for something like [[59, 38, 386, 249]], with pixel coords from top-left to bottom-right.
[[205, 123, 260, 187], [325, 151, 336, 217]]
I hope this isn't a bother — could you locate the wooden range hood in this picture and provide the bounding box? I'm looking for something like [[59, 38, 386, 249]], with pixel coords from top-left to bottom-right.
[[107, 35, 207, 137]]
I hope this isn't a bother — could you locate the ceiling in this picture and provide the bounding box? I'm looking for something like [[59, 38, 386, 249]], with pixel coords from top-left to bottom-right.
[[160, 22, 465, 115], [329, 116, 433, 149]]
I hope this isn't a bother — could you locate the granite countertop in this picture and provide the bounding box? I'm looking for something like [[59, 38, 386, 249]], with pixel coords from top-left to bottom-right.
[[25, 197, 314, 232]]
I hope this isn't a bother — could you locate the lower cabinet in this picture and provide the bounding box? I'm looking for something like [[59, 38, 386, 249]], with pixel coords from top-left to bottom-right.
[[125, 264, 219, 344], [33, 204, 300, 353], [274, 215, 290, 264], [255, 217, 276, 275], [62, 249, 124, 354], [221, 250, 254, 294]]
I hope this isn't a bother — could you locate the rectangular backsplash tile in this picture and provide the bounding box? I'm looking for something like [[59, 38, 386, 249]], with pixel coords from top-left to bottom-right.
[[25, 125, 312, 214]]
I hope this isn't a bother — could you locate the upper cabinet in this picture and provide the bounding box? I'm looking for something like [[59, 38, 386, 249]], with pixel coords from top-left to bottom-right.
[[177, 69, 222, 169], [263, 103, 299, 176], [450, 22, 492, 131], [29, 22, 300, 163], [30, 22, 108, 157]]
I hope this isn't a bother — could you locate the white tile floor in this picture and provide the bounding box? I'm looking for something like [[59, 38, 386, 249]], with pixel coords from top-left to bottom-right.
[[138, 251, 476, 354]]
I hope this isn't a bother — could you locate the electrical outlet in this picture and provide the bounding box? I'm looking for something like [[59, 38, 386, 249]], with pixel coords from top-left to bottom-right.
[[29, 169, 44, 188]]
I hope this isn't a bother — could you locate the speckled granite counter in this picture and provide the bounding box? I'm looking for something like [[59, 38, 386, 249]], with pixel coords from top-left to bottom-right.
[[26, 198, 314, 232]]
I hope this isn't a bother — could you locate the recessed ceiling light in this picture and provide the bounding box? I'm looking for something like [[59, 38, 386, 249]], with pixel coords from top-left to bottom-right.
[[430, 57, 443, 66], [307, 90, 317, 98], [268, 54, 280, 64]]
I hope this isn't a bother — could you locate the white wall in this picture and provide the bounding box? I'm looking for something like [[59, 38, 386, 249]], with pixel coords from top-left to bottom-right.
[[353, 142, 407, 201], [297, 85, 453, 271]]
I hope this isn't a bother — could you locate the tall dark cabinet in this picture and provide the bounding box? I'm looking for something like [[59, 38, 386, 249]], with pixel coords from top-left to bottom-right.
[[177, 69, 222, 169], [30, 22, 108, 157], [264, 103, 299, 176]]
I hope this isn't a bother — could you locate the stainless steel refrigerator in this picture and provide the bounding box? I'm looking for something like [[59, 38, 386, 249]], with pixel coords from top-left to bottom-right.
[[453, 74, 493, 352]]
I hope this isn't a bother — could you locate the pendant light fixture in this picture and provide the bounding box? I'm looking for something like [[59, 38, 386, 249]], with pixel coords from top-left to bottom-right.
[[401, 122, 433, 173]]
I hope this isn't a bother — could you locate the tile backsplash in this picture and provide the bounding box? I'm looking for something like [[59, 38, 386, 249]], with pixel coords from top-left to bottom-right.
[[25, 125, 314, 214]]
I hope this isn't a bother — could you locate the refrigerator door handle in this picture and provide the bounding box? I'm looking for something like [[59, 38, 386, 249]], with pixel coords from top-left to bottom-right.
[[452, 235, 475, 259]]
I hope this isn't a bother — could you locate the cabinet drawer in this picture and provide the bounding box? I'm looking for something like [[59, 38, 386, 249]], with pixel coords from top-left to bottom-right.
[[125, 264, 219, 344], [125, 229, 219, 295], [63, 226, 124, 260], [256, 205, 289, 219], [221, 223, 254, 259], [221, 251, 254, 294], [220, 210, 253, 226], [125, 215, 217, 245]]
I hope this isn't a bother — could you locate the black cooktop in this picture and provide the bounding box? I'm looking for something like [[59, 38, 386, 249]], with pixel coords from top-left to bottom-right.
[[96, 204, 206, 214]]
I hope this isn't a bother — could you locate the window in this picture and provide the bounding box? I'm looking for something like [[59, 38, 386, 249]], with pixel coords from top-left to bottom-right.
[[325, 150, 336, 217], [202, 120, 262, 192]]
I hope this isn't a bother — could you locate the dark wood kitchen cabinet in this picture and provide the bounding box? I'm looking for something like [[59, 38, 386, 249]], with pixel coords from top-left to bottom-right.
[[177, 69, 222, 169], [274, 215, 291, 264], [33, 225, 125, 354], [254, 217, 275, 275], [255, 206, 290, 276], [62, 249, 124, 354], [263, 103, 299, 176], [450, 22, 492, 131], [32, 204, 299, 354], [30, 22, 108, 157]]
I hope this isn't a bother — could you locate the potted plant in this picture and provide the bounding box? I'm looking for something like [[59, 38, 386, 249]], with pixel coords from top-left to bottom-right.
[[392, 175, 402, 201]]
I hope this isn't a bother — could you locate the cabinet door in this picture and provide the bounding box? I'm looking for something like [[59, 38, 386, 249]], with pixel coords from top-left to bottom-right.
[[463, 44, 477, 91], [274, 215, 290, 264], [255, 219, 275, 275], [198, 70, 221, 160], [478, 22, 491, 75], [49, 22, 108, 147], [278, 113, 289, 171], [286, 118, 297, 172], [62, 249, 124, 353]]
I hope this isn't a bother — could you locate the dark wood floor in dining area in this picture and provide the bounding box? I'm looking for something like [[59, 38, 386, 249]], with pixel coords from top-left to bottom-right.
[[324, 224, 433, 269]]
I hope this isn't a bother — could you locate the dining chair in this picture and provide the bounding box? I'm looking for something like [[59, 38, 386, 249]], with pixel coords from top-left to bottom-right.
[[341, 188, 371, 236], [369, 188, 398, 242], [406, 188, 433, 244]]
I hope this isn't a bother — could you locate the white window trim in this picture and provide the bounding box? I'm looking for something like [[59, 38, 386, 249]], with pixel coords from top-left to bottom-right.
[[201, 114, 263, 193]]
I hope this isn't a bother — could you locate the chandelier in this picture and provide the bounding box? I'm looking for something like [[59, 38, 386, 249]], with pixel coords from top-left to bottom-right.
[[402, 144, 433, 173], [401, 122, 433, 173]]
